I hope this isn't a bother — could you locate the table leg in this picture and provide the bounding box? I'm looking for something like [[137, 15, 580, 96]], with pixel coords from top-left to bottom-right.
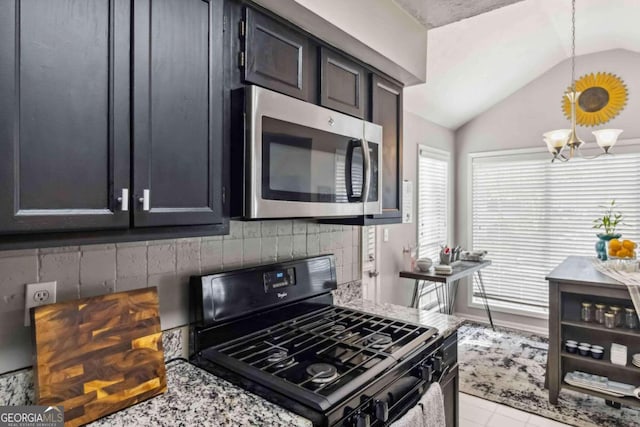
[[475, 271, 495, 330], [411, 279, 420, 308], [436, 283, 446, 314], [449, 279, 460, 315]]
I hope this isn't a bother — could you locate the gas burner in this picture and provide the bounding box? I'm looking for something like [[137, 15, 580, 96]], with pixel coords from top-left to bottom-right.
[[266, 348, 295, 369], [331, 324, 355, 340], [367, 333, 392, 349], [306, 363, 339, 384]]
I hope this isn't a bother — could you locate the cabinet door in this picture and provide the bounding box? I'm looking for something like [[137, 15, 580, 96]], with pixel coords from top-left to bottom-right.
[[442, 365, 459, 427], [371, 75, 403, 220], [243, 8, 312, 101], [0, 0, 131, 234], [320, 47, 365, 118], [132, 0, 223, 227]]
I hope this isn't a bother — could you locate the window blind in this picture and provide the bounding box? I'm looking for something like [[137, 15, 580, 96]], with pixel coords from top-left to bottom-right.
[[418, 147, 449, 261], [471, 152, 640, 314]]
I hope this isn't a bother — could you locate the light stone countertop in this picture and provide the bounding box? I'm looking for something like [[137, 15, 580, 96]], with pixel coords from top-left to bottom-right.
[[338, 298, 465, 338], [87, 299, 464, 426]]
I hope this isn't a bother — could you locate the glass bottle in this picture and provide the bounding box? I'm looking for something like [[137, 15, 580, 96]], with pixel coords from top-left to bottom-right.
[[580, 302, 594, 323], [595, 304, 607, 324], [610, 306, 624, 327], [625, 308, 639, 329], [604, 312, 616, 329]]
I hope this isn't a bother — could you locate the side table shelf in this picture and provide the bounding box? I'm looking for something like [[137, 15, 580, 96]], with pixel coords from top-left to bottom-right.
[[546, 256, 640, 407]]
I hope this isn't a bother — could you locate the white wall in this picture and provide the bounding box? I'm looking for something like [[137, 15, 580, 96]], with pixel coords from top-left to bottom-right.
[[454, 49, 640, 328], [378, 111, 455, 306]]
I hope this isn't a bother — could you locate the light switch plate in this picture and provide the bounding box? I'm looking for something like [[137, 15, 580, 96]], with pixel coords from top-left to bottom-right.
[[24, 281, 57, 327]]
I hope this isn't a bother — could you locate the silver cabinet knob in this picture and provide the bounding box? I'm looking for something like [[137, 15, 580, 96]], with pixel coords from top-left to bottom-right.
[[138, 189, 150, 211], [117, 188, 129, 211]]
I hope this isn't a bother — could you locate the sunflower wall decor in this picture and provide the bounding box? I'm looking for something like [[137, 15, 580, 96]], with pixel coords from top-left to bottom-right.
[[561, 72, 628, 127]]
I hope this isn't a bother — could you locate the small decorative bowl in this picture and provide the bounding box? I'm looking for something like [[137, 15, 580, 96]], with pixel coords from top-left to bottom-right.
[[579, 342, 591, 348], [591, 348, 604, 360], [566, 340, 578, 346], [578, 346, 591, 357], [565, 343, 578, 354], [416, 258, 433, 272], [591, 345, 604, 352]]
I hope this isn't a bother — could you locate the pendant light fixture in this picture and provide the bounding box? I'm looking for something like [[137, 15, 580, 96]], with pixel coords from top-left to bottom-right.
[[544, 0, 623, 162]]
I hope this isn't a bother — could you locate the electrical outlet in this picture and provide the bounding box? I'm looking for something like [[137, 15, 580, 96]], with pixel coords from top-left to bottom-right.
[[383, 228, 389, 242], [24, 281, 57, 327]]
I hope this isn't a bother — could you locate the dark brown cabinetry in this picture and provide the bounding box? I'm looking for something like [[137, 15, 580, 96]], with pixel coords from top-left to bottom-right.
[[133, 0, 223, 227], [0, 0, 131, 233], [242, 8, 313, 102], [320, 47, 366, 118], [442, 365, 459, 427], [371, 75, 403, 222], [0, 0, 226, 247]]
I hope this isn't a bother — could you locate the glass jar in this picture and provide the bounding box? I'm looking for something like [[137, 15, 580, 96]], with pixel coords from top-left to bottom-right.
[[595, 304, 607, 324], [610, 306, 624, 327], [604, 312, 616, 329], [580, 302, 594, 322], [625, 308, 639, 329]]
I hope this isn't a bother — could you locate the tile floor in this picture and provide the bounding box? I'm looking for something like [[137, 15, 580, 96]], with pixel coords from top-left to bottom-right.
[[459, 393, 570, 427]]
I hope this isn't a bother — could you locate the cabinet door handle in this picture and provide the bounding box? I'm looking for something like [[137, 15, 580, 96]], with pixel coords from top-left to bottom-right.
[[138, 189, 150, 211], [117, 188, 129, 211]]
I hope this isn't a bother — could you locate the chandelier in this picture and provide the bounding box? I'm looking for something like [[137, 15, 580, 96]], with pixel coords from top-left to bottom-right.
[[543, 0, 623, 162]]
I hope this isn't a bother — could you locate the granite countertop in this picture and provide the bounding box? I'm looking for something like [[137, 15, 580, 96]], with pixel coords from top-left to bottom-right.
[[88, 359, 312, 427], [338, 299, 464, 338], [87, 299, 464, 427]]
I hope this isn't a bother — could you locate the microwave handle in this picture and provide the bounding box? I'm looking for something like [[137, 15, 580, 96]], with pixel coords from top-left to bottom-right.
[[346, 139, 364, 202], [361, 138, 372, 204]]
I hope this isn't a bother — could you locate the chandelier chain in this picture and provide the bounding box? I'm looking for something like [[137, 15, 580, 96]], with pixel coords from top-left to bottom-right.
[[571, 0, 576, 92]]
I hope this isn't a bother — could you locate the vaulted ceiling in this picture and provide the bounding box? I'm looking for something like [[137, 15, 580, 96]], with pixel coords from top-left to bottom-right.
[[398, 0, 640, 129]]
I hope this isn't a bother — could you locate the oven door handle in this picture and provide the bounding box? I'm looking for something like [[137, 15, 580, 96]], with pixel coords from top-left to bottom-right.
[[346, 138, 364, 202], [436, 364, 450, 383]]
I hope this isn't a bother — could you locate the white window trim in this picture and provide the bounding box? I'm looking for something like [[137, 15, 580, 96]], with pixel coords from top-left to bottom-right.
[[465, 138, 640, 319], [416, 145, 454, 260]]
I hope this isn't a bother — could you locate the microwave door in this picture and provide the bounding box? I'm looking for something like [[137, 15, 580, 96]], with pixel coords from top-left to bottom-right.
[[247, 86, 368, 218], [363, 121, 383, 215]]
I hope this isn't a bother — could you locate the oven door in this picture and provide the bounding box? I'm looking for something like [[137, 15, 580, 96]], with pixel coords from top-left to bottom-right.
[[246, 85, 382, 219]]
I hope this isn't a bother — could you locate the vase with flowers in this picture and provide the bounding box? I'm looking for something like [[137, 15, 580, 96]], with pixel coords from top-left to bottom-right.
[[593, 200, 623, 261]]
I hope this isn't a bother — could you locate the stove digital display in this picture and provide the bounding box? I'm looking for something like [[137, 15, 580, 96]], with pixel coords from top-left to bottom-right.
[[263, 268, 296, 293]]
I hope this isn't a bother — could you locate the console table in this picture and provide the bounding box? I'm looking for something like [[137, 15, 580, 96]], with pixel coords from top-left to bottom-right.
[[546, 256, 640, 409], [400, 260, 494, 329]]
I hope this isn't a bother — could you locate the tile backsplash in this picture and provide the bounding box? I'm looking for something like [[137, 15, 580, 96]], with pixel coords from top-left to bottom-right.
[[0, 220, 361, 374]]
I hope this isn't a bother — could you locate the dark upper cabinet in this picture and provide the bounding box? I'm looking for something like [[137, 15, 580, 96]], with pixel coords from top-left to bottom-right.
[[242, 8, 313, 101], [0, 0, 227, 246], [0, 0, 131, 234], [320, 47, 366, 118], [371, 74, 403, 222], [132, 0, 223, 227]]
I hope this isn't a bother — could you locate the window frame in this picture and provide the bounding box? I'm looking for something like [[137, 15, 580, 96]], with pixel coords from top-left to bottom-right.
[[416, 144, 454, 262]]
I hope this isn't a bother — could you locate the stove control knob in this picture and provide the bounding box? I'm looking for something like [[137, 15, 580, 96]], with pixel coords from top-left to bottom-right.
[[420, 362, 434, 382], [432, 355, 443, 372], [355, 412, 370, 427], [374, 399, 389, 422]]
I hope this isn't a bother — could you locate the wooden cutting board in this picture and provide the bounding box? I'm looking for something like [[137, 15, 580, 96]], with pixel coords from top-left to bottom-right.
[[32, 287, 167, 427]]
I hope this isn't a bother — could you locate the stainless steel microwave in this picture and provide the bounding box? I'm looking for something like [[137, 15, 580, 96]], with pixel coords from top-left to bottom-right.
[[231, 85, 382, 219]]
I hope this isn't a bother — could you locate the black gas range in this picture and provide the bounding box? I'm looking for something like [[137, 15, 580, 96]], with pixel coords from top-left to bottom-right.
[[190, 255, 454, 426]]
